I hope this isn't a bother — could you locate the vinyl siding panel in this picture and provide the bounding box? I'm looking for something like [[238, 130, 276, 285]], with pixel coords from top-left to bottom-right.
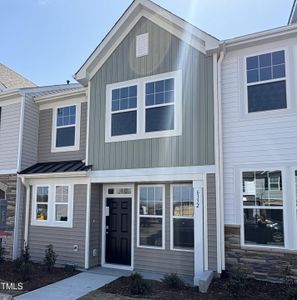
[[89, 183, 102, 267], [21, 95, 39, 171], [0, 101, 21, 170], [222, 38, 297, 225], [134, 183, 194, 276], [37, 102, 87, 162], [207, 173, 217, 271], [89, 17, 214, 170], [28, 184, 87, 267]]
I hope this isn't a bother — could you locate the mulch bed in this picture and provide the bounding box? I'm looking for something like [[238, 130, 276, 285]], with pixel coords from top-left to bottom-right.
[[0, 261, 79, 295], [100, 276, 289, 300]]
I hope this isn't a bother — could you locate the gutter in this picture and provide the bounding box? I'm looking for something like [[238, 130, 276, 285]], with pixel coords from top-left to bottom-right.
[[18, 171, 90, 179]]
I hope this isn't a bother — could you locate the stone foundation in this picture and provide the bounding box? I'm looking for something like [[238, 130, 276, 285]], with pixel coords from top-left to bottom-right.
[[225, 225, 297, 282], [0, 174, 17, 260]]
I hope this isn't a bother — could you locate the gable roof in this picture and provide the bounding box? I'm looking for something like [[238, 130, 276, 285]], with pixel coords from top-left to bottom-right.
[[74, 0, 219, 86], [289, 0, 297, 24], [0, 63, 36, 91]]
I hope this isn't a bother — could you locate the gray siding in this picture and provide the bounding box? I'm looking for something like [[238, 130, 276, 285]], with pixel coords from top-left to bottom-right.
[[89, 17, 214, 170], [21, 95, 39, 170], [89, 183, 102, 267], [207, 173, 217, 271], [28, 184, 87, 268], [134, 183, 194, 276], [0, 101, 21, 170], [37, 102, 87, 162]]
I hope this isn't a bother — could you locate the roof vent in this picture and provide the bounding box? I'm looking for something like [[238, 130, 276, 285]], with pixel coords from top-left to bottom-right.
[[136, 33, 149, 58]]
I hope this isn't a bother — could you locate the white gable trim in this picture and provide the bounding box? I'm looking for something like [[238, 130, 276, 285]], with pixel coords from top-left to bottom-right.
[[74, 0, 218, 84]]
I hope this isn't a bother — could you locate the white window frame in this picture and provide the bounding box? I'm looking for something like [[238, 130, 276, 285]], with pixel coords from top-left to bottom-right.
[[31, 184, 73, 228], [170, 184, 194, 252], [105, 70, 182, 143], [243, 47, 289, 116], [51, 103, 81, 152], [137, 184, 165, 250], [240, 168, 286, 250], [54, 184, 72, 225]]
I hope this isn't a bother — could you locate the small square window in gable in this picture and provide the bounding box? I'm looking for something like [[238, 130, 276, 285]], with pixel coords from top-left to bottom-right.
[[136, 33, 149, 58]]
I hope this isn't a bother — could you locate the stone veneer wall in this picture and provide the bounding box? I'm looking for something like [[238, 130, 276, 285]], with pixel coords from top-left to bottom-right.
[[225, 225, 297, 282], [0, 174, 17, 259]]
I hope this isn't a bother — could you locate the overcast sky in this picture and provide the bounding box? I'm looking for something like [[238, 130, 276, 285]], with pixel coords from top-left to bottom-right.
[[0, 0, 294, 86]]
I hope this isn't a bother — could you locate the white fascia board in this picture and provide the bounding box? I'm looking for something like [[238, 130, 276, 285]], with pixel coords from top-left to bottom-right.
[[18, 171, 89, 179], [90, 165, 216, 183], [0, 169, 18, 175], [222, 24, 297, 51], [34, 88, 87, 105], [0, 92, 22, 106], [74, 0, 219, 83]]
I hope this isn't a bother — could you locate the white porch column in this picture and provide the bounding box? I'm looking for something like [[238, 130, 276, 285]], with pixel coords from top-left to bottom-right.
[[24, 184, 30, 248], [193, 179, 205, 286]]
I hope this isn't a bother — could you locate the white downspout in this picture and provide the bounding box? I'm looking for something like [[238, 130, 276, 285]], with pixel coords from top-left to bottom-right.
[[217, 46, 226, 270], [21, 177, 30, 248]]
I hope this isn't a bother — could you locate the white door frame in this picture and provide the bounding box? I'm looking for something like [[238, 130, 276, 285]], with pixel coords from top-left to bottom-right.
[[101, 184, 135, 271]]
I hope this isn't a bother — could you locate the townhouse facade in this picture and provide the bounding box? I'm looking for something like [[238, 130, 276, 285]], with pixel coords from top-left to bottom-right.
[[1, 0, 297, 289]]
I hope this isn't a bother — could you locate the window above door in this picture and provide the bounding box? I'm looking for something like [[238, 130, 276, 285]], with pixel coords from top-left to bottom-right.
[[105, 71, 182, 143]]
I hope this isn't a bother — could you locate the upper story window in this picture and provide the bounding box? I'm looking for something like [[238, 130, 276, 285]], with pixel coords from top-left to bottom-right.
[[105, 71, 182, 142], [52, 104, 81, 152], [111, 85, 137, 136], [246, 50, 287, 113]]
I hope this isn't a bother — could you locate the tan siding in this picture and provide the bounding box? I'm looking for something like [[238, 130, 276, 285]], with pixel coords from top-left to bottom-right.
[[28, 184, 87, 268], [207, 173, 217, 271], [37, 102, 87, 162], [89, 183, 102, 267]]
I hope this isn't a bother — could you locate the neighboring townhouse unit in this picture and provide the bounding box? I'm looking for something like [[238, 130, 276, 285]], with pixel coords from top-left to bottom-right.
[[221, 20, 297, 280], [0, 83, 82, 260], [19, 87, 90, 268], [74, 0, 221, 286]]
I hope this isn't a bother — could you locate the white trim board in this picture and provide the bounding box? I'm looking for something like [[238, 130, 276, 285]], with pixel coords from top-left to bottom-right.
[[74, 0, 218, 84], [90, 165, 215, 183]]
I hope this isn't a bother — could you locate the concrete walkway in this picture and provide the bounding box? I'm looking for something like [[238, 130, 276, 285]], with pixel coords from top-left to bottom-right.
[[15, 271, 118, 300]]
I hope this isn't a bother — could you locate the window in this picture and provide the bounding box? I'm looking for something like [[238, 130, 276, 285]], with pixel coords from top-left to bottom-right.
[[36, 186, 49, 221], [52, 104, 80, 152], [246, 50, 287, 113], [111, 85, 137, 136], [242, 171, 284, 247], [106, 71, 182, 142], [138, 186, 164, 248], [32, 184, 73, 227], [145, 78, 175, 132], [171, 185, 194, 251], [55, 186, 70, 222]]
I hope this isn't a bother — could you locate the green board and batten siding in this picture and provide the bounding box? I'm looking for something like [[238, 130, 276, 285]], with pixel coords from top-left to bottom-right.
[[89, 17, 214, 170]]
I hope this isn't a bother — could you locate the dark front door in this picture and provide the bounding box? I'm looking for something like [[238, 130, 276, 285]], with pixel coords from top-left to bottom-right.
[[105, 198, 132, 265]]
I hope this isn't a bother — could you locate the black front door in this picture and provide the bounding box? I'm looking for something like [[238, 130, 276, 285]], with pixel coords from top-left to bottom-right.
[[105, 198, 132, 265]]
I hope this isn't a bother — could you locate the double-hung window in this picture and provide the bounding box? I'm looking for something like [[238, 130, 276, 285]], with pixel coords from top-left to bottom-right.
[[138, 185, 164, 249], [55, 185, 70, 222], [35, 186, 49, 221], [32, 184, 73, 227], [52, 104, 80, 151], [111, 85, 137, 136], [246, 50, 287, 113], [242, 171, 284, 247], [106, 71, 182, 142], [171, 185, 194, 251]]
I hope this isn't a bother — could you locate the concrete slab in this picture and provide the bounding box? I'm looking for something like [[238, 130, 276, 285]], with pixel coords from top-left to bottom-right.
[[15, 272, 118, 300]]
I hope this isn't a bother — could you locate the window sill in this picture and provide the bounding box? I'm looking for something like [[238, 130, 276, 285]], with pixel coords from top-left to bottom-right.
[[31, 221, 73, 228], [137, 245, 165, 250], [240, 244, 297, 254], [170, 247, 194, 253], [51, 146, 80, 153]]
